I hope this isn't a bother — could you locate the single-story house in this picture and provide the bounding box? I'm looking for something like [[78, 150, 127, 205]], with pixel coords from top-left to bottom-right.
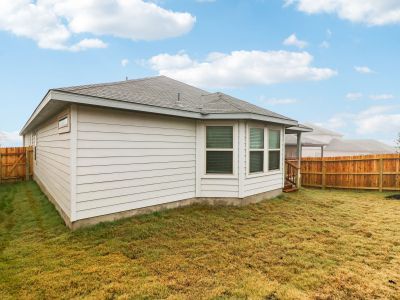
[[21, 76, 303, 229], [286, 123, 395, 157]]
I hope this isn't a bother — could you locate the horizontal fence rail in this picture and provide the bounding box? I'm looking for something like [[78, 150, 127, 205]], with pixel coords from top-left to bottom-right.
[[0, 147, 33, 183], [300, 154, 400, 191]]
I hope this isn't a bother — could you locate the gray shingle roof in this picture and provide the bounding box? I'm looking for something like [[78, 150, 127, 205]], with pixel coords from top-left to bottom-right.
[[325, 138, 396, 153], [55, 76, 295, 122], [303, 122, 343, 137], [285, 134, 327, 146]]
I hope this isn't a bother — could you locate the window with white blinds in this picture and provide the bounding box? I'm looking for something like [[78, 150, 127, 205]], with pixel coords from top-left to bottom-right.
[[268, 129, 281, 171], [206, 126, 233, 174], [249, 128, 264, 173]]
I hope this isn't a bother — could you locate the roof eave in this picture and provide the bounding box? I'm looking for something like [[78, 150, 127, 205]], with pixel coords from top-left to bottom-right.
[[20, 90, 52, 135], [20, 90, 298, 134]]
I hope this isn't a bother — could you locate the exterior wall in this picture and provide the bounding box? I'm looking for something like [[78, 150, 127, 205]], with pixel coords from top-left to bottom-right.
[[30, 107, 73, 218], [242, 122, 285, 198], [75, 105, 197, 220], [74, 108, 284, 223], [302, 146, 323, 158], [285, 145, 297, 158], [195, 120, 240, 198], [195, 120, 284, 199], [24, 104, 286, 226]]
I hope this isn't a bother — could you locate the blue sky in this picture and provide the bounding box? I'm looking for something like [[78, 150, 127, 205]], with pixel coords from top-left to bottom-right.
[[0, 0, 399, 146]]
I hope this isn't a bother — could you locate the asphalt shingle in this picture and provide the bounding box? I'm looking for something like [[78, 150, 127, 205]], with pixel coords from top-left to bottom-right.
[[55, 76, 295, 122]]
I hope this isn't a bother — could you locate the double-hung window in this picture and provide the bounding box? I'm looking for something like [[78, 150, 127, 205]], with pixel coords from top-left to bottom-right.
[[268, 129, 281, 171], [249, 128, 264, 173], [206, 126, 233, 174]]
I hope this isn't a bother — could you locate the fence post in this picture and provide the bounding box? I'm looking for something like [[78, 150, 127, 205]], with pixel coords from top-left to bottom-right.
[[25, 147, 30, 181], [379, 158, 383, 192], [0, 152, 2, 184], [322, 160, 326, 189]]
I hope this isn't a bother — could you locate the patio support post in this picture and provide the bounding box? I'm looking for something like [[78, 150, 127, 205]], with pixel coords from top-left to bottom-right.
[[296, 132, 302, 188]]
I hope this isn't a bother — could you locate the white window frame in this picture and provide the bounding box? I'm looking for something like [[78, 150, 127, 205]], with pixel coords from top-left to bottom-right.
[[58, 113, 70, 134], [248, 126, 266, 175], [268, 128, 282, 172], [246, 124, 283, 178], [203, 122, 238, 179]]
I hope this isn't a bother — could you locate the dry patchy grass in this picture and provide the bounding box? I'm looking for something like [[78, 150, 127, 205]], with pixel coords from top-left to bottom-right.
[[1, 182, 400, 299]]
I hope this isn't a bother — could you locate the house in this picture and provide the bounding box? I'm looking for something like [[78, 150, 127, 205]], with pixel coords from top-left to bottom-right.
[[285, 123, 395, 158], [21, 76, 303, 229]]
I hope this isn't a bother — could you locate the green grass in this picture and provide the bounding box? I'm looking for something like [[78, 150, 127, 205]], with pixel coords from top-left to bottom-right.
[[1, 181, 400, 299]]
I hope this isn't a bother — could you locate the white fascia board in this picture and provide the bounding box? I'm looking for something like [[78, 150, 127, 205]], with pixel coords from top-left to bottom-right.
[[201, 113, 298, 126], [20, 91, 51, 135]]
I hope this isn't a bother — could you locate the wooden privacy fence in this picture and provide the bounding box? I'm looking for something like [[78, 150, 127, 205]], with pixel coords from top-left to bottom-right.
[[300, 154, 400, 191], [0, 147, 33, 183]]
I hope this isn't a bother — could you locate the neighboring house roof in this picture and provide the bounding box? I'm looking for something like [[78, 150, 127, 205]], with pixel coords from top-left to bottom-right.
[[21, 76, 297, 134], [302, 123, 343, 138], [285, 134, 327, 146], [285, 124, 313, 134], [324, 138, 396, 154]]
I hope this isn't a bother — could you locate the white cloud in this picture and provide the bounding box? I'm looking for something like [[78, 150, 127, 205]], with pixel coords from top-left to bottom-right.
[[285, 0, 400, 26], [283, 34, 308, 49], [346, 92, 363, 100], [369, 94, 394, 100], [148, 50, 337, 88], [149, 52, 193, 70], [319, 105, 400, 136], [355, 105, 400, 134], [69, 38, 107, 52], [261, 98, 298, 105], [0, 131, 21, 147], [354, 66, 374, 74], [121, 59, 130, 67], [0, 0, 195, 50]]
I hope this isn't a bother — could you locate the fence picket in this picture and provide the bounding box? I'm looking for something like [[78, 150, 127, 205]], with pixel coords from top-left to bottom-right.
[[300, 154, 400, 191], [0, 147, 33, 183]]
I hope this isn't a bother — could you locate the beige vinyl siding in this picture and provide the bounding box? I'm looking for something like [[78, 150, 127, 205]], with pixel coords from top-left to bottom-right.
[[34, 108, 71, 217], [243, 173, 283, 197], [200, 178, 239, 198], [75, 105, 196, 220]]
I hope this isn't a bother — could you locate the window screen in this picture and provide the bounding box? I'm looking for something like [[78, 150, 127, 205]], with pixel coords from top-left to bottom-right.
[[206, 126, 234, 174], [268, 129, 281, 171], [249, 128, 264, 173]]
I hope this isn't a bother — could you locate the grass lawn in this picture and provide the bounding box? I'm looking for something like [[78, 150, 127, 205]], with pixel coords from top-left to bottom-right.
[[1, 182, 400, 299]]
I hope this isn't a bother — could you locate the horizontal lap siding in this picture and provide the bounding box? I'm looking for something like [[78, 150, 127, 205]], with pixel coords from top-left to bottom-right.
[[76, 106, 196, 220], [200, 178, 239, 198], [35, 110, 71, 217], [243, 173, 283, 197], [242, 123, 284, 198]]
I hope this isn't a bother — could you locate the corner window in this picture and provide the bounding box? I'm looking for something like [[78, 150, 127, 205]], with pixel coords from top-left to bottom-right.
[[268, 129, 281, 171], [206, 126, 233, 174], [249, 128, 264, 173]]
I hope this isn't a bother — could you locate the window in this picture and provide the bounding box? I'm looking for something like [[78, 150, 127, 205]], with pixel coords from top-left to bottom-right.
[[249, 128, 264, 173], [58, 116, 69, 129], [206, 126, 233, 174], [268, 129, 281, 171], [58, 114, 70, 134]]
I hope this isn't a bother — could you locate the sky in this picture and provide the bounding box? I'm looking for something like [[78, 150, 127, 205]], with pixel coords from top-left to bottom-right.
[[0, 0, 399, 146]]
